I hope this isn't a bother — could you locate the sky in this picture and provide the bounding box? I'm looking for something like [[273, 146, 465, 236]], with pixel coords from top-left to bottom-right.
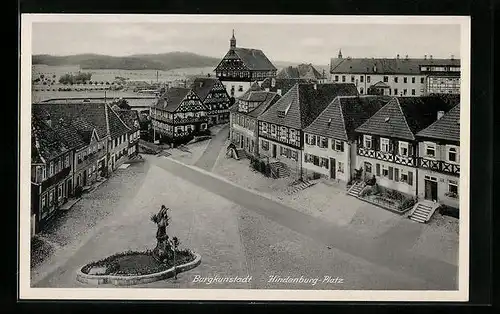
[[32, 22, 461, 65]]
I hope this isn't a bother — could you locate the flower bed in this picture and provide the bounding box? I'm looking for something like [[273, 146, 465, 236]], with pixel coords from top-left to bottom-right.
[[359, 184, 416, 213], [81, 249, 195, 276]]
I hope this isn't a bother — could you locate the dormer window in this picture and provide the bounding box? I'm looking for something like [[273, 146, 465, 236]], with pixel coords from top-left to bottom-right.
[[447, 145, 459, 163]]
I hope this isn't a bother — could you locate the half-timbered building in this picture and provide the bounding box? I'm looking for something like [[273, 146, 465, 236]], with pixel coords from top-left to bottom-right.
[[230, 84, 281, 157], [416, 104, 460, 208], [116, 109, 141, 158], [191, 77, 232, 125], [215, 30, 277, 98], [257, 83, 359, 179], [302, 95, 392, 183], [276, 63, 327, 83], [354, 96, 456, 196], [150, 87, 209, 141]]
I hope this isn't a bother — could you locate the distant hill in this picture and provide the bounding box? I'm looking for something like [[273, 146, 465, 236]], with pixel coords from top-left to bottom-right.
[[32, 52, 221, 71], [32, 52, 329, 73]]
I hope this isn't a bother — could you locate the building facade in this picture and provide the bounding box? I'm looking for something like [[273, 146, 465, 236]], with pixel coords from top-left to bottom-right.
[[276, 64, 327, 83], [416, 104, 460, 208], [215, 31, 277, 99], [302, 95, 391, 183], [229, 87, 280, 157], [330, 51, 460, 97], [257, 83, 359, 179], [31, 113, 73, 234], [116, 109, 141, 157], [191, 77, 232, 125], [150, 87, 209, 141], [354, 96, 456, 196]]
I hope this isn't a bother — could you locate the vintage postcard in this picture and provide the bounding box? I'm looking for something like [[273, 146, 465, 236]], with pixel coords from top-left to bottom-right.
[[19, 14, 470, 301]]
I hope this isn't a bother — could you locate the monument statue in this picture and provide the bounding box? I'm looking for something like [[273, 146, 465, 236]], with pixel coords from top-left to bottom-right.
[[151, 205, 173, 263]]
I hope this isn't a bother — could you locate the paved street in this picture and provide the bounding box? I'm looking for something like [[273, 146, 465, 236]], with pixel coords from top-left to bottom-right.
[[194, 124, 229, 171], [32, 152, 457, 290]]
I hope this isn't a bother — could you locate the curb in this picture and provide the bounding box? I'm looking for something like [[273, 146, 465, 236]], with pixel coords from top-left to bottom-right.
[[76, 253, 201, 286]]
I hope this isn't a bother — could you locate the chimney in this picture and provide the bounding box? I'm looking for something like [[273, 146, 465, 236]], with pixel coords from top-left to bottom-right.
[[424, 54, 427, 60], [451, 54, 455, 60], [199, 82, 203, 88], [373, 64, 377, 73], [397, 54, 400, 59], [271, 77, 276, 88], [430, 55, 433, 60], [277, 89, 282, 96], [405, 55, 409, 60], [45, 113, 51, 127], [437, 110, 445, 120]]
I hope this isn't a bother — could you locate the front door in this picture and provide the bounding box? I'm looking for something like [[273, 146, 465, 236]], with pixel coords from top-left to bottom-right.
[[83, 170, 87, 186], [425, 178, 438, 201], [240, 135, 244, 149], [330, 158, 336, 179], [272, 144, 277, 158], [364, 162, 372, 180], [67, 179, 72, 197]]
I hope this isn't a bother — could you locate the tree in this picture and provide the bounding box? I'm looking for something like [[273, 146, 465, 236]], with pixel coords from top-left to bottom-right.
[[113, 99, 131, 110]]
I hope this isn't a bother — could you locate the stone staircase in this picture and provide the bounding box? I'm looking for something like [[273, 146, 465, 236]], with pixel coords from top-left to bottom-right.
[[408, 200, 440, 223], [347, 181, 366, 197], [269, 161, 290, 178], [284, 180, 317, 195]]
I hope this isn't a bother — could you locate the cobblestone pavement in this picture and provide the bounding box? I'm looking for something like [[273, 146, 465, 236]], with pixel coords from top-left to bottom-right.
[[31, 152, 458, 290], [212, 141, 459, 266], [194, 124, 229, 171]]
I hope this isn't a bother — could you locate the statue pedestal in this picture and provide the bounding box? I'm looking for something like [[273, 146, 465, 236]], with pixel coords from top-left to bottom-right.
[[153, 235, 173, 263]]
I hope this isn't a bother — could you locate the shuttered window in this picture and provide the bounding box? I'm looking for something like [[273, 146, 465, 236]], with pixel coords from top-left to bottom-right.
[[394, 168, 399, 182], [408, 171, 413, 186], [376, 163, 380, 176], [388, 166, 394, 180]]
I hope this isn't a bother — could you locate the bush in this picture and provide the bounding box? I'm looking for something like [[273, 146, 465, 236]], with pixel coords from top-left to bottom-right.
[[365, 175, 376, 186], [398, 197, 417, 210], [359, 186, 373, 197], [439, 205, 459, 219], [372, 184, 382, 195], [74, 186, 83, 198]]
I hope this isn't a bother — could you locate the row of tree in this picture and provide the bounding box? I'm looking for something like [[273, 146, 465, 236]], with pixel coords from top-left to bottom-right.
[[58, 72, 93, 85]]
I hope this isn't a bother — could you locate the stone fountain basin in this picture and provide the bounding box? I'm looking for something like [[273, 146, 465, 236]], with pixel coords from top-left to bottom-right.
[[76, 252, 201, 286]]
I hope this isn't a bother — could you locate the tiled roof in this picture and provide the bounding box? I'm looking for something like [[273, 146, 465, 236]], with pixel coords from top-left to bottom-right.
[[237, 81, 263, 100], [31, 114, 69, 164], [417, 103, 460, 142], [355, 96, 457, 141], [116, 109, 141, 132], [247, 93, 281, 118], [304, 95, 392, 141], [260, 78, 310, 95], [276, 64, 324, 80], [234, 47, 277, 71], [107, 106, 132, 138], [154, 87, 191, 112], [258, 83, 359, 129], [191, 77, 220, 101], [330, 57, 460, 74]]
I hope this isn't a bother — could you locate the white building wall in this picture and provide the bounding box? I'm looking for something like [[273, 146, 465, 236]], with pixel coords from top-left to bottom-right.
[[221, 81, 253, 98], [302, 137, 350, 182], [331, 73, 428, 96], [356, 156, 418, 196]]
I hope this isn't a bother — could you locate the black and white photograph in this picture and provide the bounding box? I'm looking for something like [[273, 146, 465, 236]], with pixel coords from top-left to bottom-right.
[[20, 14, 470, 301]]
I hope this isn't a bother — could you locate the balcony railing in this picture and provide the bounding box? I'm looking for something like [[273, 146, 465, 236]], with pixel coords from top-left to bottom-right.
[[357, 147, 416, 166], [418, 157, 460, 175], [259, 132, 300, 148]]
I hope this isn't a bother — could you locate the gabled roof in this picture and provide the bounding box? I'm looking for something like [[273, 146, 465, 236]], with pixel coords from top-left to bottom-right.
[[190, 77, 220, 101], [258, 83, 359, 129], [33, 102, 130, 142], [260, 78, 310, 95], [154, 87, 191, 112], [31, 114, 69, 164], [233, 47, 277, 71], [330, 57, 460, 74], [355, 96, 457, 141], [116, 109, 141, 132], [276, 64, 324, 80], [417, 103, 460, 142], [304, 95, 393, 141]]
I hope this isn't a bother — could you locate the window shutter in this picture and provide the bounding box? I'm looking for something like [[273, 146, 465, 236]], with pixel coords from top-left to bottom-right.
[[408, 171, 413, 186], [372, 137, 377, 149], [394, 168, 399, 182], [389, 141, 394, 153], [388, 166, 393, 180], [376, 163, 380, 176], [305, 134, 309, 144], [409, 144, 414, 156], [340, 142, 344, 152]]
